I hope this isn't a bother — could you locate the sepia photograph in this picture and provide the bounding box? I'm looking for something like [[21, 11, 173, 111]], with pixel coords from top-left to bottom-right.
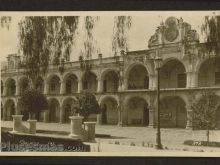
[[0, 11, 220, 156]]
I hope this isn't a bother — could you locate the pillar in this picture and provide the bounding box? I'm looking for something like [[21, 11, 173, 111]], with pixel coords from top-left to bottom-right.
[[186, 71, 198, 88], [43, 110, 49, 122], [148, 106, 155, 128], [27, 119, 37, 134], [122, 78, 128, 91], [122, 105, 128, 126], [15, 81, 20, 96], [117, 105, 123, 126], [96, 114, 102, 125], [149, 74, 157, 90], [97, 79, 103, 93], [12, 115, 23, 133], [69, 116, 83, 140], [59, 108, 64, 123], [78, 79, 82, 93], [44, 82, 49, 95], [60, 80, 66, 94], [185, 105, 193, 129], [84, 122, 96, 142]]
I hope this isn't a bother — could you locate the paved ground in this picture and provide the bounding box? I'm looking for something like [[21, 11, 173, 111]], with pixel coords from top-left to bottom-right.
[[2, 121, 220, 153]]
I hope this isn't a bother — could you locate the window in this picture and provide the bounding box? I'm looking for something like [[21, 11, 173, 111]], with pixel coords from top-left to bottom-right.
[[215, 72, 220, 84], [51, 83, 56, 91], [177, 73, 186, 88]]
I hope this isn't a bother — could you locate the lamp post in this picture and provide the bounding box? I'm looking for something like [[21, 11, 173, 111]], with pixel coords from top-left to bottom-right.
[[154, 49, 163, 149]]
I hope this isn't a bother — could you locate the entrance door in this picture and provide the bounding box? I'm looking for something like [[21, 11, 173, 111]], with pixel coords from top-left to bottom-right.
[[102, 104, 107, 124], [143, 107, 149, 126]]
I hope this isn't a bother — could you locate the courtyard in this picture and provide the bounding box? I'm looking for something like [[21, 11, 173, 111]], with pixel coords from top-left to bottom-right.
[[1, 121, 220, 152]]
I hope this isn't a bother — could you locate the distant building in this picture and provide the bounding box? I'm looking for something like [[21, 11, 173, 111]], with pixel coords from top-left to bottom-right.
[[1, 17, 220, 129]]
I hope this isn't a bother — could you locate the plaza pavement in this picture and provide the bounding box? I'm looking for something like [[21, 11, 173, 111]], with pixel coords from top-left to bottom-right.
[[1, 121, 220, 153]]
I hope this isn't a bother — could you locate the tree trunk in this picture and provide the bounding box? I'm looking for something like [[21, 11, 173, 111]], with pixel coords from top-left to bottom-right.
[[206, 126, 210, 146]]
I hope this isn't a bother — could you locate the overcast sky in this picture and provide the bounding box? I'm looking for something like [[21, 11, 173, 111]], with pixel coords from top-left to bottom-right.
[[0, 11, 218, 62]]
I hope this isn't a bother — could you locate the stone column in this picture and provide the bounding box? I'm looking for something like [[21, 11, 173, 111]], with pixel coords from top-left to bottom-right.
[[149, 74, 157, 90], [96, 114, 102, 125], [77, 79, 83, 93], [27, 119, 37, 134], [97, 79, 103, 93], [148, 106, 155, 128], [122, 78, 128, 91], [59, 108, 64, 123], [60, 80, 66, 95], [186, 105, 193, 129], [43, 110, 49, 123], [44, 82, 49, 95], [117, 105, 123, 126], [69, 116, 83, 140], [15, 81, 20, 96], [122, 105, 128, 126], [12, 115, 23, 133], [186, 71, 198, 88], [84, 122, 96, 142]]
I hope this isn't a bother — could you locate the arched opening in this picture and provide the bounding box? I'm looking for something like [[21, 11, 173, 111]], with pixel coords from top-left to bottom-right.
[[127, 97, 149, 126], [82, 71, 97, 92], [62, 98, 76, 123], [6, 78, 16, 96], [1, 80, 3, 95], [4, 99, 15, 121], [19, 77, 29, 95], [65, 74, 78, 94], [198, 57, 220, 87], [160, 59, 186, 88], [48, 99, 60, 123], [35, 77, 44, 93], [160, 96, 187, 128], [103, 70, 119, 93], [100, 97, 118, 125], [49, 75, 60, 95], [128, 64, 149, 90]]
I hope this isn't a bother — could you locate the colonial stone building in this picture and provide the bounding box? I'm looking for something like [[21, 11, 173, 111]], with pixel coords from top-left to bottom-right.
[[1, 17, 220, 129]]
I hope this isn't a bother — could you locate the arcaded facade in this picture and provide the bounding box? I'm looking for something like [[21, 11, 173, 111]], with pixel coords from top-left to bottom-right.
[[1, 17, 220, 129]]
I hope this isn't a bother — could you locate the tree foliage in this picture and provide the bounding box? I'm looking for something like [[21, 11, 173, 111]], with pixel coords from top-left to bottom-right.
[[18, 16, 79, 84], [72, 91, 101, 121], [20, 88, 48, 119], [201, 15, 220, 56], [112, 16, 132, 56], [191, 91, 219, 143], [0, 16, 11, 29]]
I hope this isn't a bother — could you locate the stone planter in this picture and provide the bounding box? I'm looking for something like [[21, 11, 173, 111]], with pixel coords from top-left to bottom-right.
[[12, 115, 23, 133], [84, 122, 96, 142], [27, 119, 37, 134], [69, 116, 84, 140]]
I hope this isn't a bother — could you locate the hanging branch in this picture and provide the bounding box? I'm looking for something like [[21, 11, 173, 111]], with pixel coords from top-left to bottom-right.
[[201, 15, 220, 57], [112, 16, 132, 56], [18, 16, 79, 87], [0, 16, 11, 29]]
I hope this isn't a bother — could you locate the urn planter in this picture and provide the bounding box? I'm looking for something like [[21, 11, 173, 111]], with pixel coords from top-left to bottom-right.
[[27, 119, 37, 134]]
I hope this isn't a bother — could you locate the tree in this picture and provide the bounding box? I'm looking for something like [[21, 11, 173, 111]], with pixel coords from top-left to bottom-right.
[[18, 16, 79, 87], [72, 91, 101, 122], [0, 16, 11, 29], [20, 89, 48, 120], [112, 16, 132, 56], [201, 14, 220, 56], [191, 91, 219, 144]]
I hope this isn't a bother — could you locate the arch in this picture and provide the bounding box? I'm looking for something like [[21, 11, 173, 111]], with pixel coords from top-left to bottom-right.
[[64, 74, 78, 94], [160, 58, 186, 88], [160, 96, 187, 128], [126, 96, 149, 126], [99, 96, 118, 125], [102, 70, 119, 92], [62, 97, 76, 123], [35, 76, 44, 93], [48, 98, 60, 123], [126, 63, 149, 90], [125, 62, 150, 79], [19, 76, 29, 95], [82, 71, 97, 92], [198, 56, 220, 87], [3, 99, 15, 121], [48, 75, 61, 95], [5, 78, 16, 96]]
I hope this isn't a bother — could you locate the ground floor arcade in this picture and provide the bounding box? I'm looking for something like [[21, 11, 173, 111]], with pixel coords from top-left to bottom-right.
[[1, 89, 220, 129]]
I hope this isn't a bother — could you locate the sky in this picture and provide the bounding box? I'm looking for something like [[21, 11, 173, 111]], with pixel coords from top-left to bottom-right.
[[0, 11, 219, 63]]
